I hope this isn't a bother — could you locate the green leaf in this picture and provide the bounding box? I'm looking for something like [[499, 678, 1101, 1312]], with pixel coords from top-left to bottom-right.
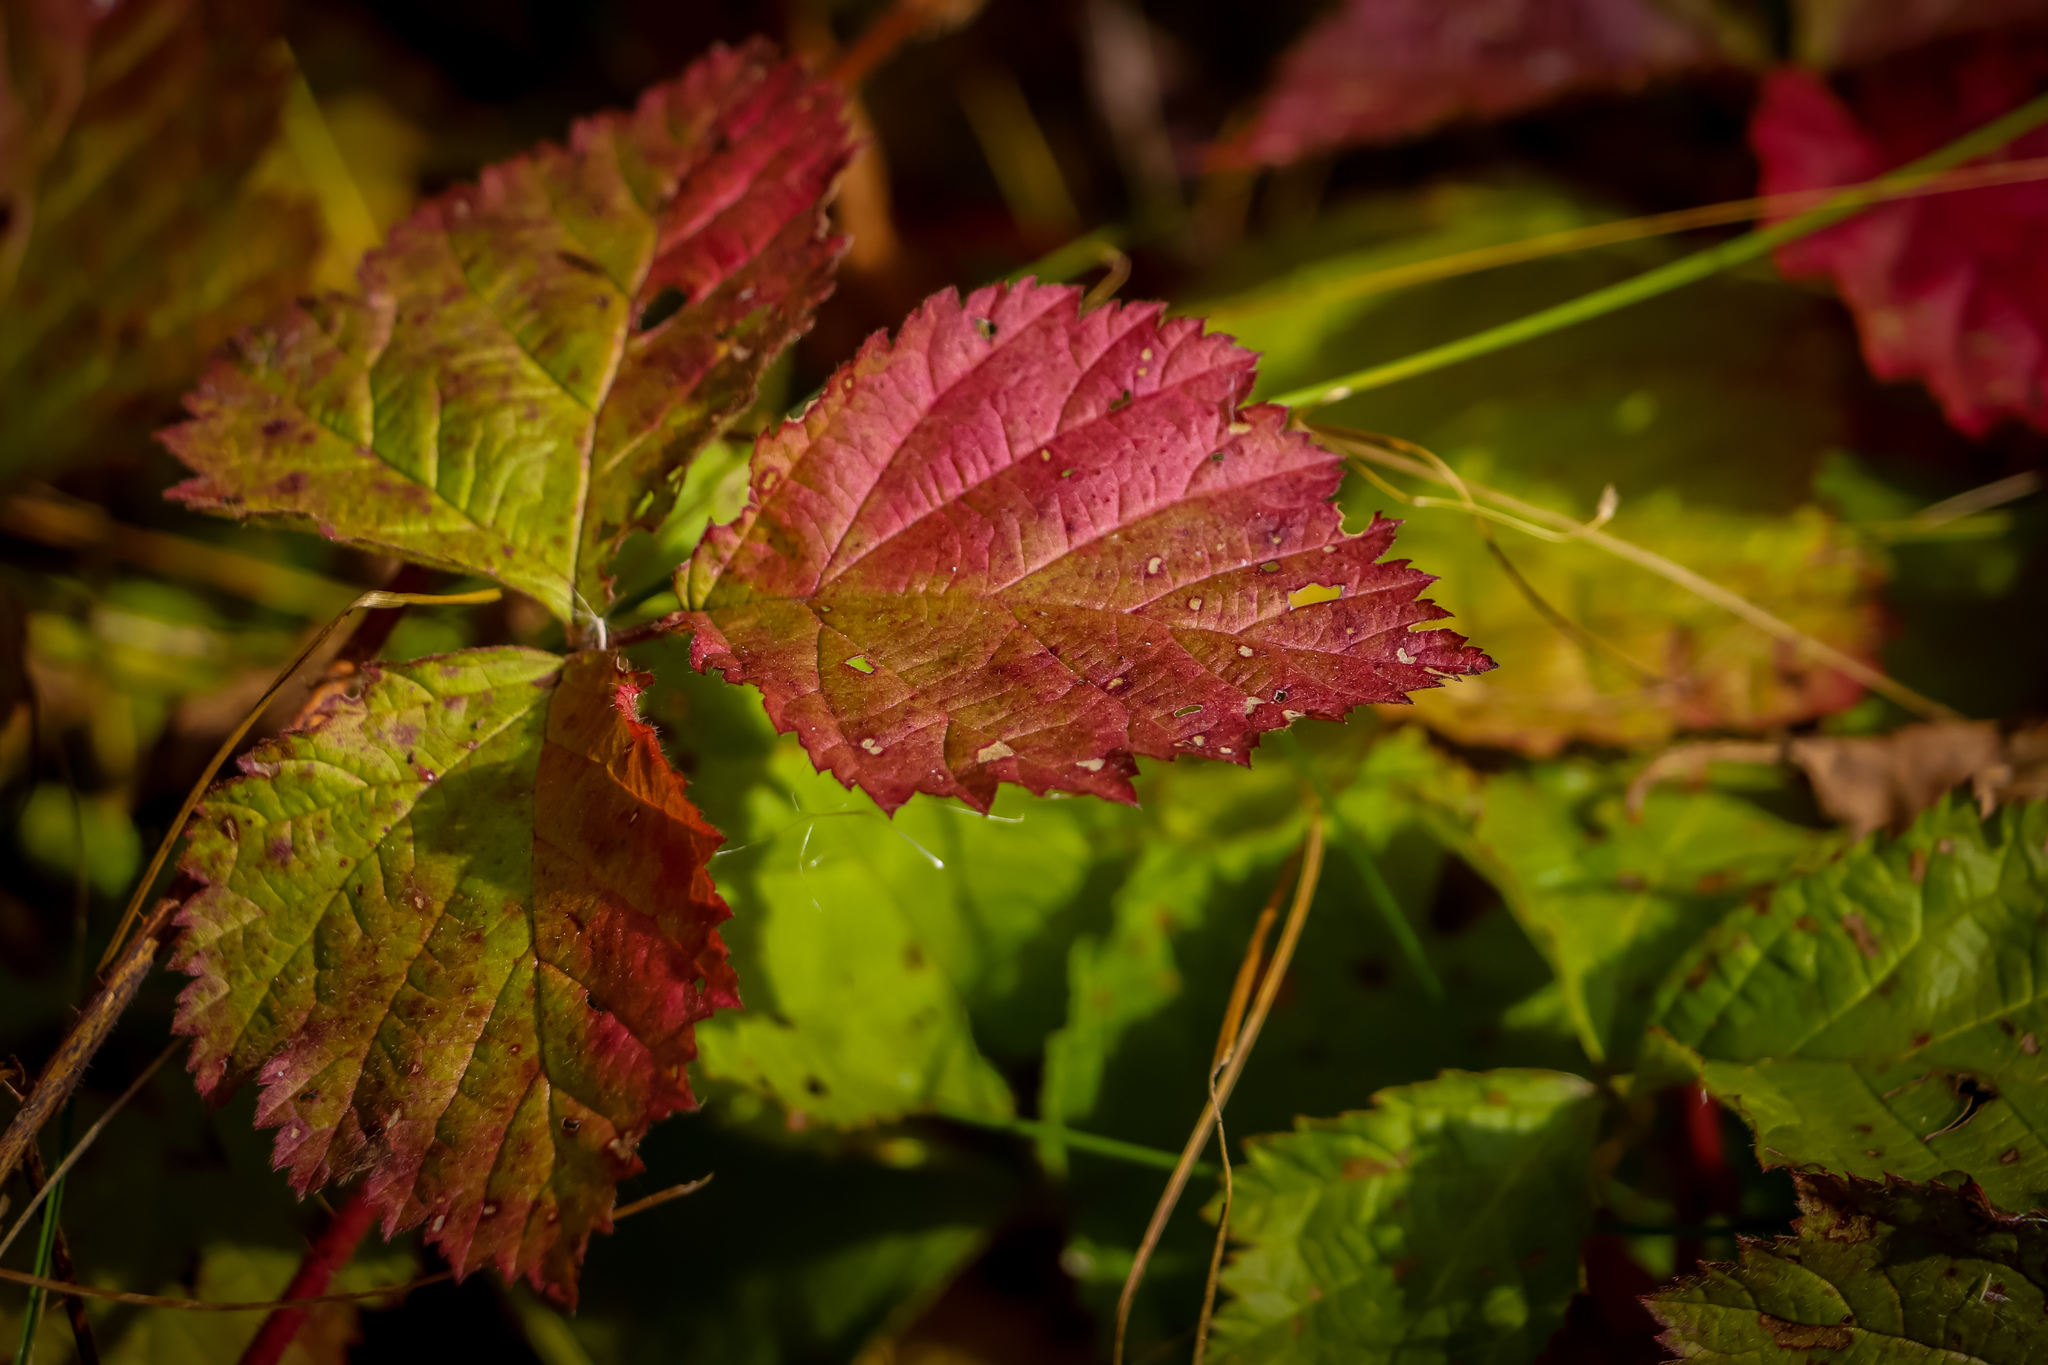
[[1654, 798, 2048, 1211], [1442, 762, 1843, 1066], [0, 0, 322, 480], [1043, 731, 1583, 1149], [170, 647, 736, 1301], [163, 41, 852, 620], [105, 1239, 417, 1365], [695, 740, 1104, 1127], [1210, 1069, 1602, 1365], [1647, 1170, 2048, 1363]]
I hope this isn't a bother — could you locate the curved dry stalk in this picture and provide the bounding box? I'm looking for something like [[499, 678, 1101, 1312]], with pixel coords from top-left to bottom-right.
[[1112, 811, 1326, 1365], [1315, 425, 1960, 724], [0, 1166, 710, 1314]]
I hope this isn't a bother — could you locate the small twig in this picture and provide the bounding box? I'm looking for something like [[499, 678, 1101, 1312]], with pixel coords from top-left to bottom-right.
[[1911, 469, 2043, 529], [0, 1267, 452, 1312], [613, 1174, 714, 1220], [17, 1144, 98, 1365], [0, 928, 180, 1205], [1081, 243, 1133, 311], [238, 1188, 379, 1365], [1113, 811, 1326, 1365], [829, 0, 981, 87]]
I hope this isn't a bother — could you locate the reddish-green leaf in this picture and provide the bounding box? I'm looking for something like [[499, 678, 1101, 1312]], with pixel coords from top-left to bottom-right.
[[1753, 39, 2048, 436], [1214, 0, 1722, 170], [170, 647, 736, 1302], [680, 280, 1493, 813], [162, 40, 851, 619], [0, 0, 321, 480]]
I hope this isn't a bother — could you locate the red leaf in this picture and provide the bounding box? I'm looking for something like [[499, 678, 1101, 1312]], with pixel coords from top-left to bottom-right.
[[1215, 0, 1721, 169], [1753, 39, 2048, 436], [679, 280, 1493, 814], [171, 648, 735, 1302], [160, 40, 850, 619]]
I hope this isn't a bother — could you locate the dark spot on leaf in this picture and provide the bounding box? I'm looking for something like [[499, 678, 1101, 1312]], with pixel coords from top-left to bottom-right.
[[1841, 911, 1881, 959], [556, 250, 605, 275], [222, 816, 240, 842], [562, 1117, 581, 1133], [1341, 1155, 1395, 1180], [261, 418, 289, 438], [1696, 870, 1729, 894], [804, 1075, 829, 1097], [1272, 689, 1288, 702], [1211, 451, 1225, 462], [1110, 389, 1132, 411], [1173, 704, 1203, 717], [1761, 1316, 1851, 1351], [972, 316, 996, 339], [2002, 1148, 2022, 1164], [1910, 848, 1928, 883], [638, 284, 688, 333]]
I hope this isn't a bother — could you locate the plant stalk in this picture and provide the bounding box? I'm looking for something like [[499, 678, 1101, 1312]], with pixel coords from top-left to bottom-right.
[[238, 1188, 378, 1365], [1271, 91, 2048, 408]]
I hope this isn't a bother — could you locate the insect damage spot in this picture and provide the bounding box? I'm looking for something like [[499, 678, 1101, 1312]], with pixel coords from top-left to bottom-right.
[[637, 284, 688, 333], [1287, 582, 1343, 609], [844, 655, 876, 675]]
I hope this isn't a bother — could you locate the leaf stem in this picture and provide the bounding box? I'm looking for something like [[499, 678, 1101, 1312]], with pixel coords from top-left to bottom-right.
[[1271, 91, 2048, 408], [238, 1189, 379, 1365]]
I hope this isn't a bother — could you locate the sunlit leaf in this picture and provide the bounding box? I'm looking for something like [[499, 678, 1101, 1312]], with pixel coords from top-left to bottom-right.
[[1653, 798, 2048, 1212], [1215, 0, 1723, 169], [164, 40, 852, 619], [1440, 761, 1843, 1066], [0, 0, 322, 480], [1209, 1069, 1602, 1365], [171, 647, 736, 1300], [683, 278, 1492, 814], [1647, 1170, 2048, 1362], [694, 741, 1103, 1127], [1755, 39, 2048, 437]]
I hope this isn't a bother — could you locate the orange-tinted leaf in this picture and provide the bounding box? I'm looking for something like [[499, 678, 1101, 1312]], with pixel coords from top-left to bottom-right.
[[171, 648, 735, 1302], [163, 40, 851, 619], [680, 279, 1493, 813]]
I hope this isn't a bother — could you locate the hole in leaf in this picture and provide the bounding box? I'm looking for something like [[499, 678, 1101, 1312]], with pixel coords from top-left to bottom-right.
[[1288, 582, 1343, 609], [1110, 389, 1132, 411], [637, 284, 688, 333], [972, 316, 996, 339], [1172, 704, 1203, 717], [844, 655, 876, 674]]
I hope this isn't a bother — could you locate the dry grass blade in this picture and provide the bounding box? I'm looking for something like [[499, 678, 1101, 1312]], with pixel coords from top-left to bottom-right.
[[1311, 424, 1960, 724], [0, 1266, 455, 1312], [0, 1043, 178, 1259], [1112, 809, 1326, 1365], [1200, 156, 2048, 323], [1187, 871, 1288, 1365]]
